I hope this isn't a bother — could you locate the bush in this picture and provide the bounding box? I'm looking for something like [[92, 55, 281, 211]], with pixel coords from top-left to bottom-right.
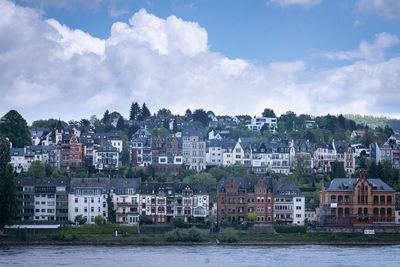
[[218, 228, 238, 243], [139, 215, 154, 225], [47, 232, 78, 241], [95, 215, 105, 226], [185, 227, 202, 242], [15, 228, 28, 241], [165, 228, 182, 242], [274, 225, 307, 234]]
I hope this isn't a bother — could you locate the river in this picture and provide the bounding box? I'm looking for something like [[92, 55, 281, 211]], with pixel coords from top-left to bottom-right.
[[0, 245, 399, 266]]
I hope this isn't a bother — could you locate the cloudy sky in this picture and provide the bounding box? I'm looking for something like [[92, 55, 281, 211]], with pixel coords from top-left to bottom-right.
[[1, 0, 400, 123]]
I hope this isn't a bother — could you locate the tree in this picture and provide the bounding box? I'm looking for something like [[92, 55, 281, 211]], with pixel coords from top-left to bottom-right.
[[32, 119, 68, 129], [183, 173, 217, 201], [116, 116, 125, 131], [27, 160, 46, 178], [75, 215, 87, 225], [247, 212, 257, 222], [192, 109, 209, 127], [262, 108, 276, 118], [138, 103, 151, 121], [157, 108, 172, 117], [95, 215, 105, 225], [294, 153, 312, 179], [129, 102, 141, 121], [0, 110, 31, 148], [102, 110, 110, 124], [0, 136, 17, 229], [185, 109, 192, 120], [107, 195, 116, 223], [121, 147, 130, 166], [172, 120, 178, 133], [331, 161, 345, 178]]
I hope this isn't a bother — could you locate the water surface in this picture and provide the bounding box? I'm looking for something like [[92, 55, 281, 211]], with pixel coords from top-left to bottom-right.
[[1, 245, 399, 266]]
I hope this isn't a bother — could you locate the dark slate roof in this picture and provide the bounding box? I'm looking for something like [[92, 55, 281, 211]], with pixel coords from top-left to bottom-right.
[[140, 182, 208, 195], [10, 148, 25, 156], [16, 178, 70, 187], [325, 178, 395, 192], [293, 139, 311, 153], [70, 177, 111, 189], [110, 178, 141, 191], [96, 141, 118, 152], [218, 177, 273, 193], [182, 126, 206, 138], [316, 143, 334, 150], [334, 140, 348, 153], [273, 179, 303, 197]]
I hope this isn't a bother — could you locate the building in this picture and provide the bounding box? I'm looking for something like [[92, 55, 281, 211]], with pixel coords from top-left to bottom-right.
[[140, 182, 209, 224], [273, 180, 305, 225], [15, 178, 69, 224], [217, 177, 274, 224], [246, 116, 277, 132], [130, 128, 152, 167], [182, 126, 206, 172], [68, 178, 110, 224], [10, 148, 29, 173], [319, 172, 396, 225], [93, 141, 119, 170], [110, 178, 141, 225], [60, 134, 84, 170], [314, 143, 337, 173], [333, 141, 355, 176]]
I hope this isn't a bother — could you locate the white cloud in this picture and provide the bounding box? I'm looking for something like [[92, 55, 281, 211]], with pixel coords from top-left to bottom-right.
[[1, 0, 400, 123], [46, 19, 105, 59], [325, 32, 399, 62], [357, 0, 400, 20], [268, 0, 322, 9]]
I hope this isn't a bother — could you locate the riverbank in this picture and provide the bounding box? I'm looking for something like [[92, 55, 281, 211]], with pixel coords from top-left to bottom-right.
[[2, 232, 400, 246]]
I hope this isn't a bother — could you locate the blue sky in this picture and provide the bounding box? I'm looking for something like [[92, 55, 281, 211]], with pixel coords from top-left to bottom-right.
[[2, 0, 400, 123]]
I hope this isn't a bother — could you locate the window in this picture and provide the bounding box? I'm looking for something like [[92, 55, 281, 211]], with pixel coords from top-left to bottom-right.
[[91, 207, 94, 212], [75, 207, 78, 212]]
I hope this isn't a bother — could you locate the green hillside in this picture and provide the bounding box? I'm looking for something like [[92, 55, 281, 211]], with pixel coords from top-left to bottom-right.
[[344, 114, 400, 131]]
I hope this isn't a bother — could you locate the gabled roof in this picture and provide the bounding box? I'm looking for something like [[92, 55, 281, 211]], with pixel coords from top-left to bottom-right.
[[218, 177, 273, 193], [110, 178, 141, 192], [325, 178, 395, 192], [95, 141, 118, 152], [273, 179, 303, 197], [16, 178, 70, 187], [10, 148, 25, 157], [334, 140, 348, 153]]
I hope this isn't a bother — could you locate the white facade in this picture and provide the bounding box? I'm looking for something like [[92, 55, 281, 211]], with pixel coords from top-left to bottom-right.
[[183, 135, 206, 172], [111, 194, 140, 224], [206, 146, 222, 166], [293, 197, 305, 225], [34, 193, 56, 221], [247, 117, 277, 132], [68, 190, 108, 224], [93, 149, 119, 170]]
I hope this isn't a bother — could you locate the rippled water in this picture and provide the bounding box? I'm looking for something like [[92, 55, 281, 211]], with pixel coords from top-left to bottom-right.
[[1, 245, 400, 266]]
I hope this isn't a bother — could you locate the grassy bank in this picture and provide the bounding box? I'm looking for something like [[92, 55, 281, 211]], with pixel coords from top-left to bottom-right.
[[2, 226, 400, 245]]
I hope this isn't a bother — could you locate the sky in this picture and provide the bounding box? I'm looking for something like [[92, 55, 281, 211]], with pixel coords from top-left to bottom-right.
[[1, 0, 400, 124]]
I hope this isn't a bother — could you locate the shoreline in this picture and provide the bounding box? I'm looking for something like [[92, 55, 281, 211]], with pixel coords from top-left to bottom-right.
[[1, 239, 400, 246]]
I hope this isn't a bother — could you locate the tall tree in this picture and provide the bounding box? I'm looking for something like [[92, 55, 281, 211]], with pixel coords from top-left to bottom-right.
[[102, 110, 110, 124], [138, 103, 151, 121], [27, 160, 46, 178], [116, 116, 125, 131], [192, 109, 209, 127], [262, 108, 276, 118], [0, 136, 17, 229], [185, 109, 192, 120], [0, 110, 31, 148], [129, 102, 141, 121]]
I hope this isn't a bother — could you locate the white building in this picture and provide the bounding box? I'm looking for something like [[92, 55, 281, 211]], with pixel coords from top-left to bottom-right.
[[247, 116, 277, 132], [93, 141, 119, 170], [182, 127, 206, 172], [110, 178, 141, 225], [273, 180, 305, 225], [68, 178, 110, 224], [10, 148, 29, 173]]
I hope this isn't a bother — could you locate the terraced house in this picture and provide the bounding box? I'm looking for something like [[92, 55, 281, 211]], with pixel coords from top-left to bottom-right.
[[217, 177, 305, 225]]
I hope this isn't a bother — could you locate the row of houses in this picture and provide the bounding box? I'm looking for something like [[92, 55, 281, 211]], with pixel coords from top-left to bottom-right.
[[217, 177, 306, 225], [15, 178, 209, 225]]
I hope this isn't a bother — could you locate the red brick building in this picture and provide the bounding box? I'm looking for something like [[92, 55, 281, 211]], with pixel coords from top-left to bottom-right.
[[60, 134, 84, 170], [217, 177, 274, 224]]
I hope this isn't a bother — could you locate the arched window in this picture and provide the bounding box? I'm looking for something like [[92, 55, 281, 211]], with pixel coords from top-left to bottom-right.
[[380, 208, 385, 216], [374, 208, 379, 216], [387, 208, 392, 216], [338, 208, 343, 216], [364, 208, 368, 215]]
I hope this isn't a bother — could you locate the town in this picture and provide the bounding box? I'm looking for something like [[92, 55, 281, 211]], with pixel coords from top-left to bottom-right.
[[1, 104, 400, 235]]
